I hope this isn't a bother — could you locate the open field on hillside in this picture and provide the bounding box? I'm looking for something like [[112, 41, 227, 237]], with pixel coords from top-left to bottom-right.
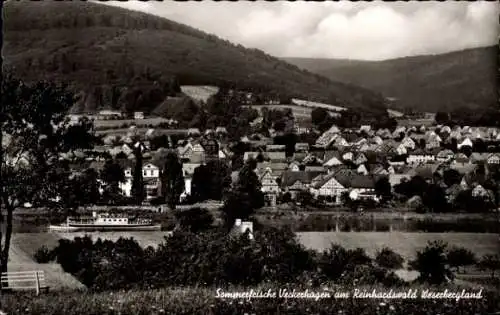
[[396, 118, 436, 127], [180, 85, 219, 102], [93, 117, 171, 128], [244, 104, 313, 119], [95, 127, 189, 136]]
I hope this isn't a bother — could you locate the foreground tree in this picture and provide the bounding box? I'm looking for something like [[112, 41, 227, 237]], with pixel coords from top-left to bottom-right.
[[131, 144, 145, 205], [409, 240, 454, 285], [161, 151, 184, 209], [374, 177, 392, 204], [221, 159, 264, 229], [100, 159, 125, 203], [375, 247, 404, 269], [0, 76, 94, 283]]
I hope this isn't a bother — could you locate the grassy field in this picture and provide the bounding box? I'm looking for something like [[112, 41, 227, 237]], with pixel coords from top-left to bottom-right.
[[296, 232, 499, 259], [244, 104, 312, 119], [95, 127, 189, 136], [3, 282, 498, 315], [7, 231, 499, 292], [180, 85, 218, 102], [12, 231, 499, 260]]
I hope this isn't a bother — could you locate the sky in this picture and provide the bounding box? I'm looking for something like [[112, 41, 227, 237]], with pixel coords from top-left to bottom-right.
[[107, 1, 499, 61]]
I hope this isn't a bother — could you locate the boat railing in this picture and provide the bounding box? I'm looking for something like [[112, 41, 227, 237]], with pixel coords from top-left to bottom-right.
[[67, 217, 96, 225], [67, 217, 153, 225]]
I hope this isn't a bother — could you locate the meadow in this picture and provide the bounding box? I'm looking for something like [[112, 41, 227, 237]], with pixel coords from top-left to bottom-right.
[[11, 231, 499, 263], [2, 284, 498, 315], [180, 85, 219, 102], [93, 117, 172, 129], [95, 127, 189, 136]]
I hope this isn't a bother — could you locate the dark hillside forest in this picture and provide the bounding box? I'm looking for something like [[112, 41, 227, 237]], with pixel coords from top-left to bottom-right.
[[3, 1, 388, 118]]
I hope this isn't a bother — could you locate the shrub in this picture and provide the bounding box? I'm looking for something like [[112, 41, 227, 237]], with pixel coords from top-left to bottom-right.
[[33, 245, 55, 263], [174, 207, 214, 232], [408, 240, 454, 285], [319, 245, 372, 281], [446, 247, 476, 273], [477, 254, 500, 279], [375, 247, 404, 269]]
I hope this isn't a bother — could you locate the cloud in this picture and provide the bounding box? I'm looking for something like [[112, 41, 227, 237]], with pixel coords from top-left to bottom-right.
[[107, 1, 499, 61]]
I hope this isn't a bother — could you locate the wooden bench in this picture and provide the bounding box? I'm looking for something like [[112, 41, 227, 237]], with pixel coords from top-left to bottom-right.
[[1, 271, 49, 295]]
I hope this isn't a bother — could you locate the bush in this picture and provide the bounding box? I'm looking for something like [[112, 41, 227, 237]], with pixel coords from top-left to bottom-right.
[[375, 247, 404, 269], [174, 208, 214, 232], [477, 254, 500, 279], [33, 245, 56, 263], [446, 247, 476, 273], [409, 240, 454, 285]]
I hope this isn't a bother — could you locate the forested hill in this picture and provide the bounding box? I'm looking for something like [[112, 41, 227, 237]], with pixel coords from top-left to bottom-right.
[[3, 1, 387, 116], [284, 46, 498, 113]]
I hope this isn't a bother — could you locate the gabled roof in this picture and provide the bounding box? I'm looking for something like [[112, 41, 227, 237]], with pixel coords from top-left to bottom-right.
[[280, 171, 324, 188], [437, 149, 455, 158], [304, 165, 326, 172]]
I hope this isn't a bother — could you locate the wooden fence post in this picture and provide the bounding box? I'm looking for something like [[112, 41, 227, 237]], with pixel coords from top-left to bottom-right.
[[35, 271, 40, 296]]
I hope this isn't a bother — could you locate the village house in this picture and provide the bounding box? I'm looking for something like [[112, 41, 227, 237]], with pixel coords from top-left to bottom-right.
[[436, 149, 455, 162], [487, 153, 500, 165], [309, 173, 346, 203], [120, 162, 161, 200], [396, 144, 408, 156], [134, 112, 144, 120], [187, 128, 201, 137], [315, 125, 340, 148], [458, 137, 473, 150], [280, 171, 324, 199], [295, 142, 310, 152], [288, 161, 302, 172], [406, 149, 436, 165], [97, 109, 123, 120], [353, 153, 368, 165], [259, 167, 280, 206], [181, 162, 201, 199]]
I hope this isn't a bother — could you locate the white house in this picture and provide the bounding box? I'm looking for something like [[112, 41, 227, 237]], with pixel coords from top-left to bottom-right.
[[120, 163, 161, 199], [259, 167, 280, 206], [487, 153, 500, 165], [458, 138, 473, 149], [134, 112, 144, 120], [357, 164, 368, 175], [401, 136, 416, 150], [309, 174, 345, 204], [342, 152, 353, 161], [406, 150, 436, 165], [396, 144, 407, 156]]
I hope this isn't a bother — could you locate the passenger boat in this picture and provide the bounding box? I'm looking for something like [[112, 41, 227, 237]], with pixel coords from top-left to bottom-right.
[[48, 211, 162, 232]]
